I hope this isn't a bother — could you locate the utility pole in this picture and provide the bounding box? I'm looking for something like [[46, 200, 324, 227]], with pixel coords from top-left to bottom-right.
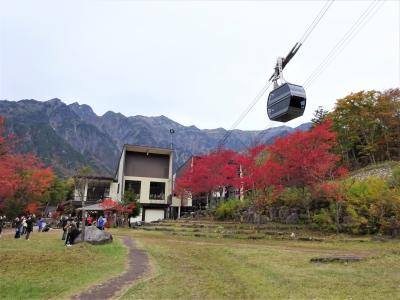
[[81, 177, 86, 242], [169, 129, 177, 218]]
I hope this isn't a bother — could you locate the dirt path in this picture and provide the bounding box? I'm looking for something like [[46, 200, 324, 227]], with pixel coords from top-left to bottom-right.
[[71, 236, 150, 300]]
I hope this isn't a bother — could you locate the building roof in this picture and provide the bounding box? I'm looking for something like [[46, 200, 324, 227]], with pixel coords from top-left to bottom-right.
[[73, 175, 114, 181], [123, 144, 173, 155], [76, 203, 108, 211]]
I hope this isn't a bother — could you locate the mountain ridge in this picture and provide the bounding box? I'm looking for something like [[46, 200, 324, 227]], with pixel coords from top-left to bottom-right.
[[0, 98, 311, 177]]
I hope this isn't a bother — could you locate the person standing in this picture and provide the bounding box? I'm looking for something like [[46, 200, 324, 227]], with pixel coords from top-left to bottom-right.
[[61, 215, 68, 240], [97, 216, 105, 230], [65, 220, 80, 246], [65, 220, 73, 246], [14, 217, 21, 239], [87, 215, 93, 226], [0, 216, 4, 238], [21, 217, 27, 235], [25, 215, 35, 240]]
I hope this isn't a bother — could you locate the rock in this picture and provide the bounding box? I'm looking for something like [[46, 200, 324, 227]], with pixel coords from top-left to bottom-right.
[[74, 226, 113, 245], [285, 213, 299, 224], [298, 237, 324, 242], [260, 215, 269, 224], [278, 207, 290, 221], [268, 207, 278, 221], [310, 256, 364, 263]]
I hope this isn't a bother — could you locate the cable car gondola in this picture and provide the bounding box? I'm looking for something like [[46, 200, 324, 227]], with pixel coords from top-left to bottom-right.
[[267, 82, 306, 122], [267, 48, 306, 123]]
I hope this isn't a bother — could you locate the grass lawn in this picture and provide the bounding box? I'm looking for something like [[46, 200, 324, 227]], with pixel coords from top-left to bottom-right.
[[114, 222, 400, 300], [0, 229, 127, 299]]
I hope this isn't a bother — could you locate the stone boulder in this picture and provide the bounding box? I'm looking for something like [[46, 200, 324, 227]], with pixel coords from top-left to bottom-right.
[[73, 226, 113, 245], [285, 213, 299, 224]]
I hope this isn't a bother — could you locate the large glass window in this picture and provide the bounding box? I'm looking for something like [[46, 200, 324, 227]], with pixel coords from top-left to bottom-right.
[[149, 182, 165, 200], [124, 180, 141, 199]]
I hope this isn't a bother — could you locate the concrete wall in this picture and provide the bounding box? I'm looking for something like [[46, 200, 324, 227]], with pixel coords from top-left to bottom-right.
[[171, 196, 192, 207], [144, 209, 165, 222], [116, 147, 126, 202], [109, 182, 118, 201], [124, 152, 170, 179]]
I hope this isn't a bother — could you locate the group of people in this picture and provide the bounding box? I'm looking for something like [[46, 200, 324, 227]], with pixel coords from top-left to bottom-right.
[[60, 214, 107, 247], [13, 215, 36, 240]]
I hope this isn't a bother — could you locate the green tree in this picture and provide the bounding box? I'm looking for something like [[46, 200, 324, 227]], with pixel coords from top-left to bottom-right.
[[330, 89, 400, 167], [123, 189, 141, 218], [311, 106, 329, 127]]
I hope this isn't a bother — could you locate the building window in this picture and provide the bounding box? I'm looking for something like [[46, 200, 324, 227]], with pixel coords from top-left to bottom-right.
[[149, 182, 165, 200], [125, 180, 141, 200]]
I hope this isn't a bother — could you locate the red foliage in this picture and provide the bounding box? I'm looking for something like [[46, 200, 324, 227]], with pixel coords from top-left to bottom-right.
[[0, 154, 54, 200], [100, 197, 127, 212], [175, 150, 241, 196], [268, 120, 346, 188], [126, 202, 136, 210], [237, 145, 284, 205], [0, 117, 54, 211], [312, 181, 346, 203], [25, 202, 39, 214], [51, 211, 61, 220]]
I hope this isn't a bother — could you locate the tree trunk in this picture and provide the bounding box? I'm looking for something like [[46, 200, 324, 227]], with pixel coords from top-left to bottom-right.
[[335, 201, 341, 234]]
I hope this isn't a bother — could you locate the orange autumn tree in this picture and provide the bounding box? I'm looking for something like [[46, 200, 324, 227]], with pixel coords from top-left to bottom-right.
[[0, 116, 54, 217]]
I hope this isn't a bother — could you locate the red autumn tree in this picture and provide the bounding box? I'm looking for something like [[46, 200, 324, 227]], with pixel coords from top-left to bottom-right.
[[175, 150, 241, 207], [0, 116, 54, 217], [267, 121, 347, 219], [237, 145, 284, 207], [100, 197, 126, 212], [25, 202, 39, 215], [268, 120, 347, 188]]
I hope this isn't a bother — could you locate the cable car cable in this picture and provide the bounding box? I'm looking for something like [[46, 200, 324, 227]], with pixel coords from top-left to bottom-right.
[[299, 0, 335, 44], [303, 0, 384, 88], [217, 81, 273, 149], [304, 0, 379, 87]]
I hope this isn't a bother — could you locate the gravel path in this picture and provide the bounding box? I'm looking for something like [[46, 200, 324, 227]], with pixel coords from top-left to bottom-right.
[[72, 236, 150, 300]]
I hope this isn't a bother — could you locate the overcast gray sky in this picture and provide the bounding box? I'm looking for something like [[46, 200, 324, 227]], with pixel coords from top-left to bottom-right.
[[0, 0, 399, 130]]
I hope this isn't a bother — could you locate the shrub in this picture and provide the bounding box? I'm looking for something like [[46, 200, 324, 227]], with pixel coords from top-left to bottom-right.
[[369, 193, 400, 236], [277, 188, 304, 207], [214, 199, 243, 220], [346, 177, 390, 207], [311, 208, 336, 232], [342, 203, 370, 234], [389, 166, 400, 188]]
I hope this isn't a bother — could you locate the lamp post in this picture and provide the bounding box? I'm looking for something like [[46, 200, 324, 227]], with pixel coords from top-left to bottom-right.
[[169, 129, 175, 218], [169, 128, 175, 149]]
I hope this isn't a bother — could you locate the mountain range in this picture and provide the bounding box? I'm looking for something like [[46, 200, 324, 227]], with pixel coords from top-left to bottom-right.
[[0, 98, 311, 177]]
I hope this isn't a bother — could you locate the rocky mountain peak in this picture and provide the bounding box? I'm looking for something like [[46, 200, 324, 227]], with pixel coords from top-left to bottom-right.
[[0, 98, 312, 176]]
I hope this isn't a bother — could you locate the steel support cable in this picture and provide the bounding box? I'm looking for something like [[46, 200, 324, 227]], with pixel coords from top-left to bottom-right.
[[216, 0, 335, 149], [217, 81, 273, 149], [299, 0, 335, 44], [303, 0, 384, 88]]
